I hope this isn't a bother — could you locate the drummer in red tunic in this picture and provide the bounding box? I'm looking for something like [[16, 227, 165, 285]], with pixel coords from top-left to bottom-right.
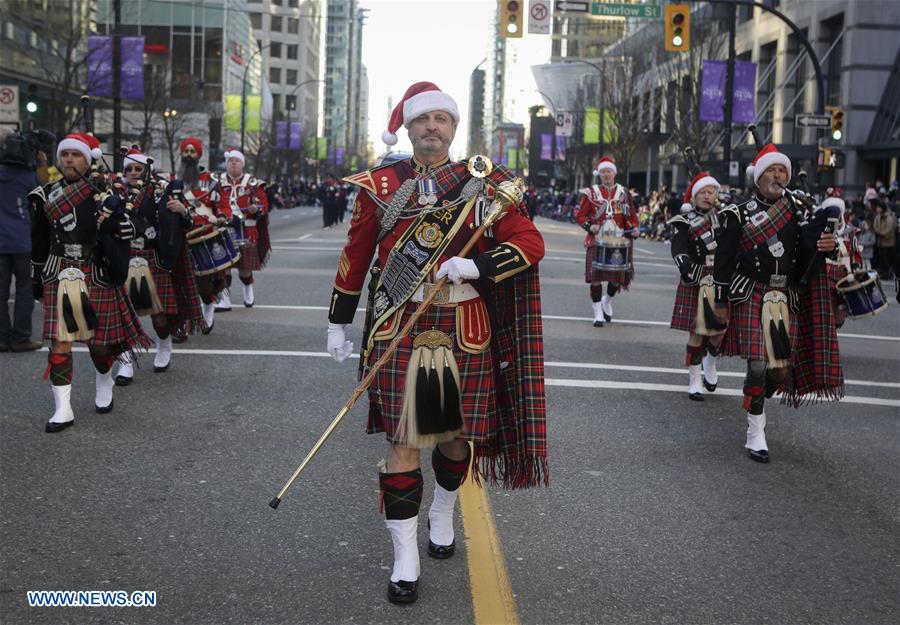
[[324, 81, 547, 605], [574, 157, 639, 327], [217, 148, 270, 308]]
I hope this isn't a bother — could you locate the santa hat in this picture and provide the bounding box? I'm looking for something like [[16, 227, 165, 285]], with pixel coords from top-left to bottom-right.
[[747, 143, 791, 186], [56, 133, 103, 164], [381, 81, 459, 146], [224, 147, 245, 166], [123, 147, 148, 167], [179, 136, 203, 158], [595, 157, 616, 175]]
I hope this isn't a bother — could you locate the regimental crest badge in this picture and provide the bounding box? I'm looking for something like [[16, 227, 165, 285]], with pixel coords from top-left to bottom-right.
[[414, 222, 443, 249], [466, 155, 493, 179]]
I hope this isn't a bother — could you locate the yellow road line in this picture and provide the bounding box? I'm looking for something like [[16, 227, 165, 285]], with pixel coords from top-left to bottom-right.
[[459, 477, 519, 625]]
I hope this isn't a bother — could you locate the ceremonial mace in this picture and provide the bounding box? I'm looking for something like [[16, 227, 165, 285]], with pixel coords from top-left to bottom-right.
[[269, 179, 524, 510]]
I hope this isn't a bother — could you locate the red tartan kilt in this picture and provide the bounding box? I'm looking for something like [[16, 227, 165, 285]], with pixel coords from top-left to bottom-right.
[[366, 300, 497, 444], [670, 267, 713, 331], [42, 259, 150, 353], [130, 248, 177, 315], [721, 282, 799, 362], [826, 262, 849, 308], [585, 243, 633, 287], [238, 243, 262, 272]]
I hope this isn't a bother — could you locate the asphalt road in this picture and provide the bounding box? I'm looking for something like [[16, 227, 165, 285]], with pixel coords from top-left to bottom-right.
[[1, 206, 898, 625]]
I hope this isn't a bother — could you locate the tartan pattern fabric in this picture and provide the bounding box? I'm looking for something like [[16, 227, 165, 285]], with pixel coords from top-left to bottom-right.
[[170, 244, 207, 334], [256, 215, 271, 268], [432, 446, 471, 491], [826, 262, 849, 309], [379, 468, 423, 520], [46, 352, 73, 385], [367, 302, 497, 445], [720, 282, 798, 362], [238, 243, 263, 272], [42, 258, 152, 358], [43, 179, 94, 222], [670, 266, 713, 331], [782, 267, 844, 405], [130, 248, 177, 315], [738, 198, 794, 253], [585, 245, 633, 288]]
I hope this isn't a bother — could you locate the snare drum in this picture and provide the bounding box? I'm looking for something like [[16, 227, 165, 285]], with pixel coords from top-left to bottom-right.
[[187, 226, 241, 276], [592, 236, 632, 272], [836, 271, 888, 319], [229, 219, 248, 248]]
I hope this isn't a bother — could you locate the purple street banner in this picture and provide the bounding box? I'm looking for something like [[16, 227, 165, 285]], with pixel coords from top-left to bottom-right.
[[87, 36, 113, 97], [700, 59, 757, 123], [289, 122, 302, 150], [275, 121, 288, 149], [120, 37, 145, 100], [556, 135, 566, 161], [732, 61, 757, 124], [540, 133, 552, 160], [335, 147, 344, 167], [699, 60, 726, 122]]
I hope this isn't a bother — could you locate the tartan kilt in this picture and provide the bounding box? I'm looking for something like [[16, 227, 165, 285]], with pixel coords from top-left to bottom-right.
[[366, 300, 497, 445], [42, 258, 151, 356], [670, 266, 712, 331], [584, 244, 633, 288], [130, 247, 178, 316], [721, 281, 799, 362], [238, 242, 263, 272], [826, 262, 849, 309]]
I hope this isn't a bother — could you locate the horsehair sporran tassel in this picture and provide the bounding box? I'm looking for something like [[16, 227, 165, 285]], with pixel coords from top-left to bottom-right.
[[129, 274, 141, 308], [61, 290, 78, 333], [399, 330, 461, 449], [80, 287, 97, 330], [414, 348, 430, 430], [139, 275, 152, 310], [420, 352, 443, 434], [441, 348, 462, 432]]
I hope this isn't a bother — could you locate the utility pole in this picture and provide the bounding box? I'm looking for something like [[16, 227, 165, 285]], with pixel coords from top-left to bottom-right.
[[722, 0, 736, 181], [112, 0, 122, 171]]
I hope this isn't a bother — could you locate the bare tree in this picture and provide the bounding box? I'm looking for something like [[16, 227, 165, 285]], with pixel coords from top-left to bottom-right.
[[605, 57, 644, 181]]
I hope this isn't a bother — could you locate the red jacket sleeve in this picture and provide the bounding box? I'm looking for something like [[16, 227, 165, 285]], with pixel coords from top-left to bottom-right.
[[472, 203, 545, 282], [574, 192, 594, 230]]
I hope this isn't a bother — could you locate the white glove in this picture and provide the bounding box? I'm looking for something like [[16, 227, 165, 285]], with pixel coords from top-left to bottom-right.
[[589, 224, 600, 234], [326, 323, 353, 363], [435, 257, 480, 285]]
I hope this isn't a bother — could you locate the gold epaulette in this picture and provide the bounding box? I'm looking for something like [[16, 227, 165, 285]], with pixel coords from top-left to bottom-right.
[[342, 170, 377, 195]]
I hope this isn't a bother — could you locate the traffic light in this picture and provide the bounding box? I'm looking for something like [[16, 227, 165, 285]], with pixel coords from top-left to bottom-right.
[[25, 84, 38, 114], [500, 0, 523, 39], [826, 105, 844, 141], [664, 4, 690, 52]]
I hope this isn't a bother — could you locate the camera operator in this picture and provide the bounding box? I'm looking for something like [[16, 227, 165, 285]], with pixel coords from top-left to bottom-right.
[[0, 127, 48, 352]]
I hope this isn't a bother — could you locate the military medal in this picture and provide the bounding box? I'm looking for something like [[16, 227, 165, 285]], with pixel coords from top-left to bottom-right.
[[418, 178, 438, 206]]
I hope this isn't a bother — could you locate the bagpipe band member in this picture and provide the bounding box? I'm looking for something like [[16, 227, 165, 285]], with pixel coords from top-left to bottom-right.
[[174, 136, 227, 332], [114, 148, 205, 384], [217, 148, 270, 308], [713, 144, 843, 463], [30, 133, 151, 433], [667, 171, 727, 401], [574, 156, 639, 327], [326, 82, 547, 605]]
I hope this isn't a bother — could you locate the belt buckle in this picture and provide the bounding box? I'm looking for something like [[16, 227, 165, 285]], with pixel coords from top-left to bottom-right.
[[63, 243, 82, 259], [705, 254, 715, 267], [769, 274, 787, 288], [424, 282, 450, 305]]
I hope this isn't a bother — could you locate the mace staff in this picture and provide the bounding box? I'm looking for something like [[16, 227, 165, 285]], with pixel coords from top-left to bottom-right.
[[269, 180, 523, 510]]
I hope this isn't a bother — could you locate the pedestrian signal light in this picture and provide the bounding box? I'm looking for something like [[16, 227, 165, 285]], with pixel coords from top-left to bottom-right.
[[664, 4, 691, 52], [25, 83, 38, 114], [500, 0, 523, 39], [827, 106, 844, 141]]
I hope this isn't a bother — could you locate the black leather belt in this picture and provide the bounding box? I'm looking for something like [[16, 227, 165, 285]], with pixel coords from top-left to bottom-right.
[[51, 242, 95, 261]]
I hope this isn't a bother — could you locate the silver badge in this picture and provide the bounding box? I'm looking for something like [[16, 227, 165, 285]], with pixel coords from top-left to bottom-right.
[[144, 226, 157, 240], [747, 200, 757, 210]]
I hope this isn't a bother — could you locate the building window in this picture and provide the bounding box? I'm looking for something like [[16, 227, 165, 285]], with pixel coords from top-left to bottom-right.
[[286, 95, 297, 111], [286, 69, 297, 85], [288, 18, 299, 34], [286, 44, 298, 60], [272, 93, 281, 111], [270, 41, 281, 57], [249, 13, 262, 29], [289, 0, 299, 6], [270, 15, 283, 32], [822, 14, 844, 107], [273, 0, 282, 5], [270, 67, 281, 83]]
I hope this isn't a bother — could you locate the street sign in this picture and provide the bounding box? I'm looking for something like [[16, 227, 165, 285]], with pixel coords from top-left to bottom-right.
[[555, 112, 574, 137], [795, 113, 832, 129], [0, 85, 20, 124], [528, 0, 551, 34], [556, 1, 589, 13], [591, 2, 662, 18], [729, 160, 740, 178]]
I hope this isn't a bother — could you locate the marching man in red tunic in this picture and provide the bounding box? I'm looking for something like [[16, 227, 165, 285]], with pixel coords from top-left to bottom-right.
[[325, 82, 547, 604], [574, 157, 639, 327], [217, 148, 270, 308]]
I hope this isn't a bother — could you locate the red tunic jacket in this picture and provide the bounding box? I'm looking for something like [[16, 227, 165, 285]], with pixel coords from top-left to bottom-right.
[[574, 183, 638, 246]]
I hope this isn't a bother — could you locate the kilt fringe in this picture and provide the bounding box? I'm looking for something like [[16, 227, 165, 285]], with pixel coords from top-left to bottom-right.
[[471, 447, 550, 490]]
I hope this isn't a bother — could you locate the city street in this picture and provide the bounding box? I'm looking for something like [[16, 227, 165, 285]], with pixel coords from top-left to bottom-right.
[[1, 207, 898, 625]]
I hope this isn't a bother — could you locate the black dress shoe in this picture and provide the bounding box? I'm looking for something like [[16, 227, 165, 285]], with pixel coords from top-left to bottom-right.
[[703, 378, 717, 392], [387, 580, 418, 604], [593, 320, 604, 327], [688, 392, 704, 401], [244, 301, 254, 308], [45, 420, 74, 433], [153, 364, 169, 373], [95, 399, 114, 414], [201, 321, 214, 335], [604, 313, 612, 322], [428, 539, 455, 559], [114, 375, 133, 386], [747, 448, 770, 463]]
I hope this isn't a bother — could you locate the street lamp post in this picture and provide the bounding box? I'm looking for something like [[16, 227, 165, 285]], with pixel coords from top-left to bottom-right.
[[163, 107, 178, 172], [240, 43, 272, 154], [284, 78, 325, 183]]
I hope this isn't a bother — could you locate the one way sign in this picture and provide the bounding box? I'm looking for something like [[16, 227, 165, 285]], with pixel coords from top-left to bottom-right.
[[556, 0, 590, 12]]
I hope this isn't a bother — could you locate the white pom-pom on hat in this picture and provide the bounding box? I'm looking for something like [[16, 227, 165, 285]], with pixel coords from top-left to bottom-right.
[[381, 130, 398, 146]]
